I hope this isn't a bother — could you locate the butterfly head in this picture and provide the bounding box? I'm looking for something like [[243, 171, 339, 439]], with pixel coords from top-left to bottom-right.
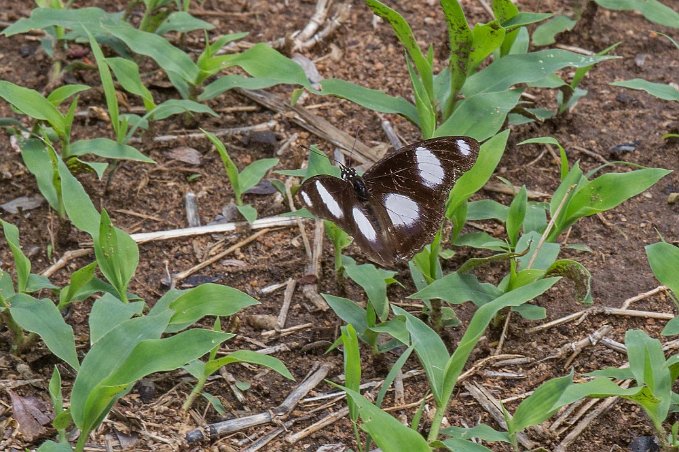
[[340, 164, 369, 202]]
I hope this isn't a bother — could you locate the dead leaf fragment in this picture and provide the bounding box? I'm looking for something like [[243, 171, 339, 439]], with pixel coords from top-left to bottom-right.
[[8, 389, 51, 442], [167, 146, 202, 165], [1, 195, 44, 214]]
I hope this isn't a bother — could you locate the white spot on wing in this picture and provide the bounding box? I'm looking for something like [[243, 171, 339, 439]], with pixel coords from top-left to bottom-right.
[[384, 193, 419, 228], [301, 191, 312, 207], [315, 180, 343, 219], [415, 147, 444, 188], [352, 207, 377, 242], [457, 139, 471, 156]]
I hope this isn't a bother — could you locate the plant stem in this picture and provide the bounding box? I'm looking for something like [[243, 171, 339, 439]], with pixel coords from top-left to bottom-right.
[[182, 374, 208, 411]]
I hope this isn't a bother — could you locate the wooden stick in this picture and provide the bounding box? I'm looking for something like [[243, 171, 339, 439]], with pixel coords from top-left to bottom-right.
[[276, 278, 297, 330], [41, 249, 92, 277], [285, 407, 350, 444], [483, 181, 550, 200], [173, 229, 271, 284], [620, 285, 668, 309], [129, 121, 278, 144], [185, 363, 331, 444], [236, 88, 379, 164], [128, 216, 296, 244]]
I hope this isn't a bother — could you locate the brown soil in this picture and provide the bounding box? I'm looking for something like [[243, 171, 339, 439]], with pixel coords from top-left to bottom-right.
[[1, 0, 678, 451]]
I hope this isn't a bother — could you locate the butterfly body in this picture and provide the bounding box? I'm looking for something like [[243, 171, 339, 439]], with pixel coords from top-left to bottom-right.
[[298, 136, 480, 267]]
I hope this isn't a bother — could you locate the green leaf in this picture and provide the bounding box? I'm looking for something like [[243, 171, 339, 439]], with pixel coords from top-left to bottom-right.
[[221, 43, 309, 87], [545, 259, 593, 304], [86, 29, 120, 140], [104, 23, 200, 83], [2, 7, 120, 37], [454, 231, 508, 251], [89, 293, 144, 345], [58, 157, 101, 235], [467, 199, 509, 222], [440, 0, 472, 114], [509, 373, 573, 433], [406, 56, 435, 138], [239, 158, 279, 193], [663, 317, 679, 336], [594, 0, 679, 29], [440, 278, 561, 410], [441, 88, 520, 141], [10, 294, 79, 370], [323, 294, 368, 335], [148, 99, 217, 120], [463, 50, 616, 96], [318, 78, 419, 125], [558, 168, 671, 235], [469, 21, 506, 70], [0, 80, 66, 137], [501, 12, 553, 30], [19, 139, 60, 212], [341, 325, 361, 421], [93, 210, 139, 302], [47, 84, 90, 107], [0, 220, 31, 293], [106, 57, 155, 110], [447, 130, 509, 217], [410, 272, 502, 306], [199, 74, 300, 101], [59, 261, 98, 307], [506, 186, 527, 247], [204, 349, 293, 381], [392, 306, 450, 405], [532, 16, 577, 46], [343, 387, 430, 451], [71, 311, 172, 431], [205, 130, 241, 201], [610, 78, 679, 101], [155, 11, 215, 34], [442, 424, 511, 443], [236, 204, 257, 223], [70, 138, 154, 163], [344, 260, 397, 321], [166, 283, 258, 331]]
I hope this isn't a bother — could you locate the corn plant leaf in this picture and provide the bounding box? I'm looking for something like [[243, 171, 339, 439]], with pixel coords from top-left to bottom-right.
[[506, 186, 527, 247], [0, 220, 31, 292], [501, 12, 553, 30], [9, 294, 79, 371], [437, 439, 494, 451], [47, 84, 90, 107], [392, 306, 450, 405], [323, 294, 368, 335], [545, 259, 593, 304], [149, 99, 217, 121], [70, 138, 154, 163], [441, 277, 561, 406], [236, 204, 257, 223], [443, 424, 511, 443], [89, 293, 145, 345], [509, 373, 573, 434], [594, 0, 679, 29], [344, 261, 398, 321], [343, 387, 430, 451], [410, 271, 502, 306], [447, 130, 508, 217], [93, 210, 138, 302], [0, 80, 66, 137], [469, 21, 506, 70], [435, 89, 522, 141], [106, 57, 155, 110], [467, 199, 509, 222], [463, 50, 616, 96], [155, 11, 214, 34], [340, 325, 361, 421], [440, 0, 472, 106], [2, 7, 120, 37], [610, 79, 679, 101], [239, 158, 279, 193], [86, 30, 120, 139], [71, 310, 172, 430], [558, 168, 672, 233], [532, 15, 577, 46], [104, 23, 200, 83], [199, 74, 299, 101], [203, 349, 293, 380], [59, 261, 98, 307], [165, 283, 258, 332], [317, 78, 419, 125], [645, 240, 679, 304]]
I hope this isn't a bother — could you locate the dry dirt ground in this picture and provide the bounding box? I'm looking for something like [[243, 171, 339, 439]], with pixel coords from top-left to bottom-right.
[[0, 0, 678, 450]]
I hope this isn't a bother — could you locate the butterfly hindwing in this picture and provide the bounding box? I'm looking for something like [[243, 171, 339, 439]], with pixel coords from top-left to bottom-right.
[[298, 136, 480, 266]]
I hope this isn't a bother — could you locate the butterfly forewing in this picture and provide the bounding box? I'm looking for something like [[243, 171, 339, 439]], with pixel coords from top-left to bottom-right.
[[298, 136, 479, 266]]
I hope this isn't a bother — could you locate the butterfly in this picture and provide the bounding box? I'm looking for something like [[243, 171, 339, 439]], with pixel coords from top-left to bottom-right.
[[297, 136, 480, 267]]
